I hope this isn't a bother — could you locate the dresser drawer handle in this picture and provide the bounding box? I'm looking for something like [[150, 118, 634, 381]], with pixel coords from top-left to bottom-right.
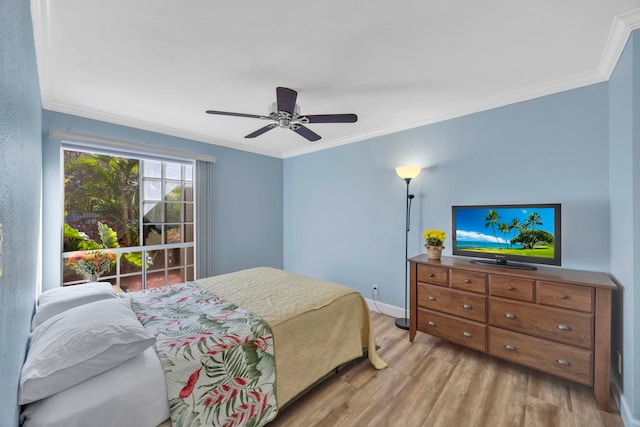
[[427, 296, 436, 301], [464, 279, 471, 284], [556, 359, 571, 367], [504, 312, 517, 320], [556, 324, 572, 331], [504, 344, 516, 351], [463, 331, 472, 337], [462, 304, 473, 310], [429, 273, 435, 278], [506, 286, 515, 291], [427, 321, 436, 327], [560, 294, 569, 300]]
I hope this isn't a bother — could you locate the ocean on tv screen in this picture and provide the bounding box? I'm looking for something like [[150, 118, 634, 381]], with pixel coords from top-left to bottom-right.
[[457, 241, 525, 250]]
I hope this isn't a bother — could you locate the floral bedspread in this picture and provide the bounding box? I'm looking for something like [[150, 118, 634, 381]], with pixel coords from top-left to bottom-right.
[[129, 282, 277, 427]]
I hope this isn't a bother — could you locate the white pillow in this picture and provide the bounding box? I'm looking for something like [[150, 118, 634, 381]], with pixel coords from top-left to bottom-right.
[[31, 282, 118, 330], [19, 298, 156, 405]]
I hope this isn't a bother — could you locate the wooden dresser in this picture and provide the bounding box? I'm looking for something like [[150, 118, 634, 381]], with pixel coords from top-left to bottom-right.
[[408, 255, 617, 411]]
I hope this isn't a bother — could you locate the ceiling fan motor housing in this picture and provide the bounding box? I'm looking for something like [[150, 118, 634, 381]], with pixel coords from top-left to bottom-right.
[[206, 87, 357, 142], [270, 102, 306, 128]]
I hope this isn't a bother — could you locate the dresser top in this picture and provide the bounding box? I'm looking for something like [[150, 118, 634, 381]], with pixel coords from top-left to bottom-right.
[[409, 255, 617, 289]]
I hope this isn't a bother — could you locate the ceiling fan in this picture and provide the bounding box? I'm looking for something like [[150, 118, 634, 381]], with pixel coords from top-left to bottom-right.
[[205, 87, 358, 142]]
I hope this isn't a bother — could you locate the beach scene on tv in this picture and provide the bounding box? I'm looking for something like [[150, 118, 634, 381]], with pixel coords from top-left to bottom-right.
[[455, 207, 556, 259]]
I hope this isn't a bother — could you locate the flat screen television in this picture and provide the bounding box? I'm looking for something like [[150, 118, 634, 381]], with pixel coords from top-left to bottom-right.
[[452, 203, 561, 269]]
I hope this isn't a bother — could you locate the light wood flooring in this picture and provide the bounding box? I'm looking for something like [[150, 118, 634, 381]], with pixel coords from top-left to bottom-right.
[[269, 311, 623, 427]]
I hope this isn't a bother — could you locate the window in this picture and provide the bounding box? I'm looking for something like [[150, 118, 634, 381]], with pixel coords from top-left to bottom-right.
[[62, 149, 195, 291]]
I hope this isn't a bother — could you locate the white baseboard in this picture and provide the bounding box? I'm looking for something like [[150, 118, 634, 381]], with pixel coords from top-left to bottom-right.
[[364, 297, 405, 319], [612, 377, 640, 427]]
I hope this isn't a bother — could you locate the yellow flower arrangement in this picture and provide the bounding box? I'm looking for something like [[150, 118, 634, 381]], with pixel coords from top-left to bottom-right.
[[67, 250, 116, 282], [423, 229, 446, 246]]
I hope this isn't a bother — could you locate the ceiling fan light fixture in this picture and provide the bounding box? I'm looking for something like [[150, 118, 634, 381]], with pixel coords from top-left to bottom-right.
[[278, 118, 290, 128]]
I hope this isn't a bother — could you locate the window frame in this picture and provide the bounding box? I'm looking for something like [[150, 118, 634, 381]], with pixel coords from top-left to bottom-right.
[[61, 147, 196, 291], [53, 130, 216, 290]]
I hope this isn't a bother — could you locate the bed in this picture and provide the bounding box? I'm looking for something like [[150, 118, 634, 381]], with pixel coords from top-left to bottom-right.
[[20, 267, 387, 427]]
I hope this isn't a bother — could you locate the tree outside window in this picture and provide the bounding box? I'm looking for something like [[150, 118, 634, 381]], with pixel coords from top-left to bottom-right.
[[63, 150, 195, 291]]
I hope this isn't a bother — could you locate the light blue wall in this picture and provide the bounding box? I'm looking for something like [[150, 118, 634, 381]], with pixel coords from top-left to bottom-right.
[[41, 111, 284, 291], [0, 0, 42, 425], [610, 31, 640, 426], [3, 5, 638, 425], [284, 83, 610, 309], [284, 32, 640, 424]]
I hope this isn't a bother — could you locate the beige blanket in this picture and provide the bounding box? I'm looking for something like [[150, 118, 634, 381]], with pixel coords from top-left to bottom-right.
[[194, 267, 387, 407]]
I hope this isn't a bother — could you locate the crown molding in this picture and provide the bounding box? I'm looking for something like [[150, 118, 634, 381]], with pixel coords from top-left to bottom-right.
[[42, 100, 284, 158], [283, 9, 640, 159], [282, 70, 608, 159], [599, 8, 640, 79], [32, 4, 640, 160], [30, 0, 52, 111]]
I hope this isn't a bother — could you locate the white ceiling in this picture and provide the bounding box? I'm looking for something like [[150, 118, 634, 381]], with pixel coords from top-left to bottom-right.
[[31, 1, 640, 159]]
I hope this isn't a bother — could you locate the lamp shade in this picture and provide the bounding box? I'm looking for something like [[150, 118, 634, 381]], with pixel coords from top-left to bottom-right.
[[396, 166, 421, 180]]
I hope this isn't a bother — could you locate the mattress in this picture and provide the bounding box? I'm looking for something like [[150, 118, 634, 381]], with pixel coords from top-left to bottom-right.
[[20, 347, 170, 427], [21, 267, 386, 426], [194, 267, 387, 407]]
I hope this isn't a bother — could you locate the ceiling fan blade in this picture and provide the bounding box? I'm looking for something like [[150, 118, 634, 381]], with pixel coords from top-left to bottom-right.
[[291, 125, 321, 142], [276, 87, 297, 114], [206, 110, 268, 120], [245, 123, 277, 138], [302, 114, 358, 123]]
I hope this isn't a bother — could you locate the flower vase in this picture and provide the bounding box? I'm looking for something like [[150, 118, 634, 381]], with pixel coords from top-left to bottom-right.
[[426, 245, 444, 260], [85, 274, 100, 283]]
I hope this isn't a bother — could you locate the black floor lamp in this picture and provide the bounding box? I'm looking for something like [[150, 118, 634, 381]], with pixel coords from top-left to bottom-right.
[[395, 166, 421, 330]]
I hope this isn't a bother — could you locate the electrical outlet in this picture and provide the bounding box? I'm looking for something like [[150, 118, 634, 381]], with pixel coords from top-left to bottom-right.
[[617, 351, 622, 375], [372, 284, 379, 295]]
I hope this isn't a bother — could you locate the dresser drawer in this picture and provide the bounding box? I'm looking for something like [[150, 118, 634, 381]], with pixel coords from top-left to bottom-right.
[[490, 275, 535, 302], [417, 264, 449, 287], [417, 308, 486, 352], [489, 327, 592, 386], [537, 281, 593, 313], [489, 298, 593, 349], [417, 283, 486, 323], [451, 269, 487, 294]]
